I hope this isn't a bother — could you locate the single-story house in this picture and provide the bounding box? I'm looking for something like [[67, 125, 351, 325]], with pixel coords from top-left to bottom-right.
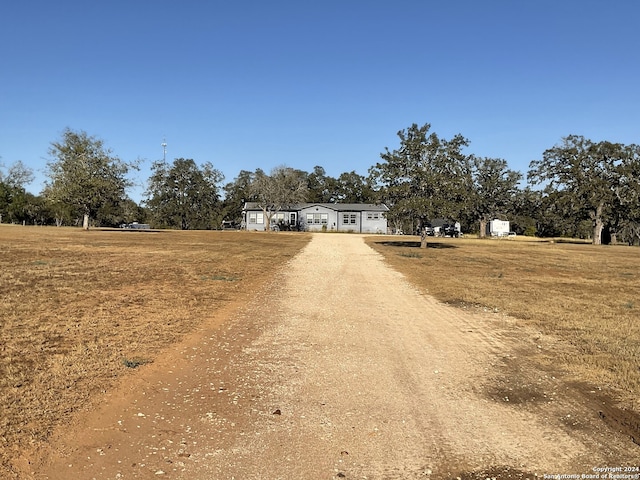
[[242, 202, 389, 234]]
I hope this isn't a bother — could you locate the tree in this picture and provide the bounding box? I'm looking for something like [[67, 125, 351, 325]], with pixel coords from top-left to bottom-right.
[[145, 158, 224, 230], [0, 160, 35, 224], [40, 184, 74, 226], [470, 156, 522, 237], [609, 149, 640, 244], [335, 171, 376, 203], [249, 166, 309, 231], [1, 160, 34, 190], [509, 187, 543, 236], [532, 190, 584, 238], [44, 128, 134, 229], [119, 198, 148, 225], [222, 170, 258, 225], [8, 191, 50, 225], [92, 196, 143, 227], [370, 123, 472, 247], [0, 182, 10, 223], [306, 166, 337, 203], [528, 136, 640, 245]]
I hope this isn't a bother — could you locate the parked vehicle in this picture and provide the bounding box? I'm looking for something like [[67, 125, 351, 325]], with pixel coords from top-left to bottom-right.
[[443, 225, 460, 238], [222, 220, 240, 230], [120, 222, 150, 230]]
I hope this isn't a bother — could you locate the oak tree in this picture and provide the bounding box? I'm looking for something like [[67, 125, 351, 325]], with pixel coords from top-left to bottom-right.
[[45, 128, 133, 229], [145, 158, 224, 230], [370, 123, 472, 246], [334, 171, 376, 204], [222, 170, 258, 225], [528, 136, 640, 244], [470, 156, 522, 237]]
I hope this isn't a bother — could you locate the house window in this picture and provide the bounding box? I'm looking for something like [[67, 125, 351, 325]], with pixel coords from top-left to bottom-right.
[[307, 213, 327, 224], [249, 212, 257, 224], [366, 212, 380, 220], [342, 213, 356, 224], [255, 212, 264, 224]]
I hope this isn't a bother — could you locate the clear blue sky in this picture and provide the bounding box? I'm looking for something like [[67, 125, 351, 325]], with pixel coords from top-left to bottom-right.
[[1, 0, 639, 203]]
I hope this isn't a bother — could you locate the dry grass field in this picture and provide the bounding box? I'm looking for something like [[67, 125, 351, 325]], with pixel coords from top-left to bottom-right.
[[366, 235, 640, 409], [3, 228, 640, 477], [0, 226, 310, 477]]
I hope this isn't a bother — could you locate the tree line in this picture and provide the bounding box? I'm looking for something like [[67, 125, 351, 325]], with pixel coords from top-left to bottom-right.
[[2, 125, 639, 245]]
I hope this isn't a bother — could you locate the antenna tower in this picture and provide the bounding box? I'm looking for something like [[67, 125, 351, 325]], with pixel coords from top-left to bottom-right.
[[161, 138, 167, 163]]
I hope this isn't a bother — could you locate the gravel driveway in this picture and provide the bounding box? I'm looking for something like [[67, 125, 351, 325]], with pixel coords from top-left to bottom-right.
[[32, 234, 638, 479]]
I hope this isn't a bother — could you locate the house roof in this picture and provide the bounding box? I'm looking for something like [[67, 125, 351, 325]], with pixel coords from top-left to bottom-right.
[[243, 202, 389, 212]]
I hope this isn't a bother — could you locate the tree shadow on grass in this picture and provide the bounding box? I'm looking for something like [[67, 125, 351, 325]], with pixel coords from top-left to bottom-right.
[[97, 228, 162, 233], [375, 240, 458, 249], [549, 238, 592, 245]]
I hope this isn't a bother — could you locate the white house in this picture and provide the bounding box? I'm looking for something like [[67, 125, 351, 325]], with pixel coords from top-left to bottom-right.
[[242, 202, 389, 234]]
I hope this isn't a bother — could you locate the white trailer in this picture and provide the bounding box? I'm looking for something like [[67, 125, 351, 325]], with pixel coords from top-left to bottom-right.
[[487, 219, 510, 237]]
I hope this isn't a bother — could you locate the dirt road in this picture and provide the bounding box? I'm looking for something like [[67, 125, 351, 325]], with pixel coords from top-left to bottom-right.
[[28, 234, 638, 479]]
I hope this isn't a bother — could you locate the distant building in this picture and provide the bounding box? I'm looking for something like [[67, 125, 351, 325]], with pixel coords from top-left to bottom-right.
[[242, 202, 389, 234], [487, 219, 510, 237]]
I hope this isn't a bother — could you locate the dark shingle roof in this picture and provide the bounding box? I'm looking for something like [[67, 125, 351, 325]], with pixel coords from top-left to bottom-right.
[[243, 202, 388, 212]]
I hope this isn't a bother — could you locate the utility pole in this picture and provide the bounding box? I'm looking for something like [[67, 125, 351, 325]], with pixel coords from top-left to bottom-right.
[[161, 138, 167, 163]]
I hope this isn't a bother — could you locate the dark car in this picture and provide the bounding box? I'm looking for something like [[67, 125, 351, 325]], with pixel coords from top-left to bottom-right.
[[221, 220, 240, 230], [443, 224, 460, 238]]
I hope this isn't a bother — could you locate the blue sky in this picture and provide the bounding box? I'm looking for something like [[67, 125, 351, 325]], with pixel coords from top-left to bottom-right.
[[1, 0, 639, 203]]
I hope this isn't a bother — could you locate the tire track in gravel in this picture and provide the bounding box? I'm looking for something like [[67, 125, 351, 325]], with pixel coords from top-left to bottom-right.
[[32, 234, 638, 479]]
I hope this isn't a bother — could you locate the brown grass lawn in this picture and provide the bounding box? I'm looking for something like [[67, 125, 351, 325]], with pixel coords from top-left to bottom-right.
[[366, 235, 640, 409], [0, 225, 310, 476], [3, 228, 640, 475]]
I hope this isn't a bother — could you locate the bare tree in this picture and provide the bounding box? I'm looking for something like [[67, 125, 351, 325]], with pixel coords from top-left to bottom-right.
[[1, 160, 34, 189], [249, 166, 308, 231]]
